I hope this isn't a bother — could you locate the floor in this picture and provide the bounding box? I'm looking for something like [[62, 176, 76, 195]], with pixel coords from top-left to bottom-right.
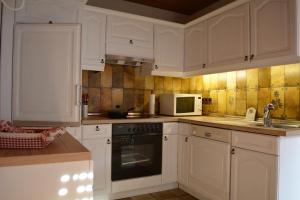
[[119, 189, 198, 200]]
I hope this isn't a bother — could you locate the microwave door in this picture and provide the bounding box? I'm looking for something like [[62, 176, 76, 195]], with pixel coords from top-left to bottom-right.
[[176, 97, 195, 114]]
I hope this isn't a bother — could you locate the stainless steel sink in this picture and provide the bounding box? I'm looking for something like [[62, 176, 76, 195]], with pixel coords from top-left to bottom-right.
[[255, 123, 300, 129]]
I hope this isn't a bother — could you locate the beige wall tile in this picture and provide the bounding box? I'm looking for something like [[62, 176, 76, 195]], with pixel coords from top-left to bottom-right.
[[257, 88, 271, 117], [112, 65, 124, 88], [271, 65, 284, 87], [82, 70, 89, 87], [123, 89, 134, 111], [143, 90, 152, 113], [209, 90, 218, 113], [246, 68, 258, 89], [154, 77, 164, 90], [285, 63, 300, 87], [236, 89, 246, 115], [123, 67, 135, 88], [227, 71, 236, 90], [112, 88, 123, 109], [203, 75, 210, 91], [189, 77, 197, 92], [218, 90, 226, 114], [236, 70, 246, 89], [258, 67, 271, 88], [164, 77, 173, 92], [101, 65, 112, 87], [181, 78, 190, 93], [226, 90, 236, 115], [145, 76, 154, 90], [271, 88, 284, 118], [209, 74, 218, 90], [173, 78, 182, 92], [195, 76, 203, 91], [88, 88, 101, 113], [246, 88, 258, 109], [134, 90, 145, 112], [88, 71, 101, 88], [218, 73, 227, 90], [100, 88, 112, 112], [284, 87, 299, 119], [134, 75, 145, 90]]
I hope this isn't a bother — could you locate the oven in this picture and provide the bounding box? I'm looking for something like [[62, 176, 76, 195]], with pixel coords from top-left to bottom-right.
[[112, 123, 162, 181]]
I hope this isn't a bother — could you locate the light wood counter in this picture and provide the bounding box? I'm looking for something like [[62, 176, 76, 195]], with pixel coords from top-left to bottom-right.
[[0, 133, 91, 167]]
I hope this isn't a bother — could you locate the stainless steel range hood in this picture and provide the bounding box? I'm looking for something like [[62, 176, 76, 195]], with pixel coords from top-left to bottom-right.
[[105, 54, 154, 67]]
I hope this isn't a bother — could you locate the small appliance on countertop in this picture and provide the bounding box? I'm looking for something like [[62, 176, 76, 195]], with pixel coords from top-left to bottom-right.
[[159, 93, 202, 116]]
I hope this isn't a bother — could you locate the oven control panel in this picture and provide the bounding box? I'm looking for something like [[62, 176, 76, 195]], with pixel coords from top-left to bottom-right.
[[112, 123, 163, 135]]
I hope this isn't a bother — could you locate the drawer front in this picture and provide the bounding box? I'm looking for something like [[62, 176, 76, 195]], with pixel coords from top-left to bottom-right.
[[163, 123, 178, 135], [232, 131, 278, 155], [192, 125, 231, 143], [82, 124, 112, 139], [178, 123, 193, 136]]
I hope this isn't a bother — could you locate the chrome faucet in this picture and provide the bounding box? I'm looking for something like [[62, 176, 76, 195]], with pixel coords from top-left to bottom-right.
[[263, 103, 275, 127]]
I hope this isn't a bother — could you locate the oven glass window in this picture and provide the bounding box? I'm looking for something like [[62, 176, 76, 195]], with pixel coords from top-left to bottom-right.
[[176, 97, 195, 113]]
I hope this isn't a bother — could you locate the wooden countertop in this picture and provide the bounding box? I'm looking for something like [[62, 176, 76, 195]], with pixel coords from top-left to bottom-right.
[[0, 133, 91, 167], [82, 115, 300, 137]]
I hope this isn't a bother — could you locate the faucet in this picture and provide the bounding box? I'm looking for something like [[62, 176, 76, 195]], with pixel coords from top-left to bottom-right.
[[263, 103, 275, 127]]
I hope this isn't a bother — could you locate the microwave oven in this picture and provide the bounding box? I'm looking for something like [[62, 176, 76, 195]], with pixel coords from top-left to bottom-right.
[[159, 93, 202, 116]]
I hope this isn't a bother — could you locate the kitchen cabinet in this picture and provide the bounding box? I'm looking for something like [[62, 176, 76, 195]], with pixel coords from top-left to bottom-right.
[[188, 135, 231, 200], [230, 147, 277, 200], [152, 24, 184, 77], [184, 21, 207, 72], [162, 123, 178, 184], [162, 134, 178, 184], [66, 127, 82, 142], [0, 161, 93, 200], [207, 3, 250, 71], [12, 24, 80, 123], [79, 8, 106, 71], [250, 0, 295, 63], [106, 15, 154, 59], [82, 125, 112, 199], [177, 135, 190, 186]]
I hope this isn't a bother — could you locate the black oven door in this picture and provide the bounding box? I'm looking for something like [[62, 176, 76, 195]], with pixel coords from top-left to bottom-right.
[[112, 133, 162, 181]]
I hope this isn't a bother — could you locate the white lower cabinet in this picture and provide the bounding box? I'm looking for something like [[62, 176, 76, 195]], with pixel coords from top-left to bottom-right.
[[177, 135, 190, 186], [230, 147, 277, 200], [188, 136, 231, 200], [162, 134, 178, 184], [82, 125, 112, 200]]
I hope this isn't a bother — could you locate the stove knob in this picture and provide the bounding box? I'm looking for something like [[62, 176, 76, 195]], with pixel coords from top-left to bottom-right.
[[132, 128, 136, 132]]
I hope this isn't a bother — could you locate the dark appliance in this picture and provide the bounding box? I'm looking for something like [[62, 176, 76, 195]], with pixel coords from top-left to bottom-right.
[[112, 123, 163, 181]]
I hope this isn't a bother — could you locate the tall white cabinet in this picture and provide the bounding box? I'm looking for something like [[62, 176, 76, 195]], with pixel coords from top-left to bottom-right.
[[79, 8, 106, 71], [12, 24, 81, 123], [152, 24, 184, 76]]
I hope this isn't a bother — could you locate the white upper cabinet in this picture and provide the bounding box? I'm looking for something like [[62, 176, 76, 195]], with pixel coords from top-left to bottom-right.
[[250, 0, 296, 62], [231, 148, 277, 200], [207, 3, 250, 71], [153, 24, 184, 76], [12, 24, 80, 123], [106, 15, 154, 59], [79, 8, 106, 71], [184, 21, 207, 72]]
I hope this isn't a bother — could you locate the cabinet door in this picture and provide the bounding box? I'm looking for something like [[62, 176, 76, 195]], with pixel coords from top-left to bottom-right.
[[178, 135, 190, 186], [83, 138, 111, 194], [188, 136, 230, 200], [231, 148, 277, 200], [12, 24, 80, 122], [184, 21, 207, 72], [251, 0, 295, 61], [154, 25, 184, 73], [207, 3, 250, 70], [162, 134, 178, 184], [106, 15, 153, 59], [79, 9, 106, 71]]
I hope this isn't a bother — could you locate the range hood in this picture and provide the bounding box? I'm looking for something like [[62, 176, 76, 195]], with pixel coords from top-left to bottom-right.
[[105, 54, 154, 67]]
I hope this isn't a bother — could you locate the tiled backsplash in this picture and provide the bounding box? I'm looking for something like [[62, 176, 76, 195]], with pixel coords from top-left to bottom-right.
[[83, 63, 300, 120]]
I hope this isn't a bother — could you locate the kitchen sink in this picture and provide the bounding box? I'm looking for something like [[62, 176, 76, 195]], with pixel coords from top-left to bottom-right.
[[255, 123, 300, 129]]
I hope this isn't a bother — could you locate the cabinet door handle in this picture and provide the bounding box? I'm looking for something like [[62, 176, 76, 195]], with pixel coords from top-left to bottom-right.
[[154, 65, 158, 70], [100, 59, 104, 64], [75, 85, 81, 106], [250, 54, 255, 60], [204, 132, 212, 138], [107, 139, 111, 144], [202, 64, 206, 69], [244, 55, 248, 61], [95, 126, 100, 131], [164, 136, 168, 141], [185, 137, 188, 142], [129, 39, 133, 44], [231, 148, 235, 155]]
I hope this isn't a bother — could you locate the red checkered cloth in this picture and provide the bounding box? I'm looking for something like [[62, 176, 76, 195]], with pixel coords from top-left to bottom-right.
[[0, 120, 66, 149]]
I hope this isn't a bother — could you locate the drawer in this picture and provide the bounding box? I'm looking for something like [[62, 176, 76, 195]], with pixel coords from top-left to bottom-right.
[[232, 131, 278, 155], [82, 124, 112, 139], [178, 123, 193, 136], [163, 123, 178, 135], [192, 125, 231, 143]]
